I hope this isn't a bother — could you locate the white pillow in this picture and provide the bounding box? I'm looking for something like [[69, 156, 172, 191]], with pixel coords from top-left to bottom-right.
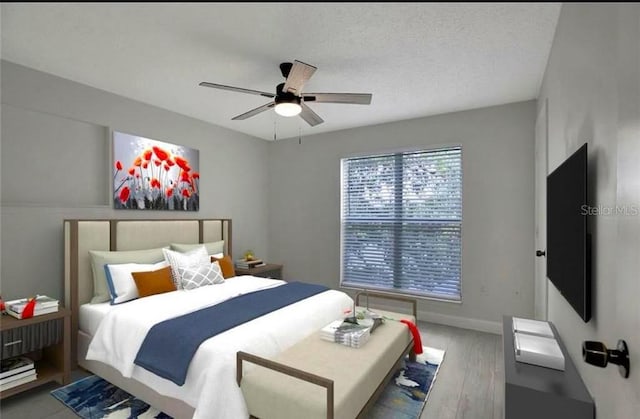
[[89, 247, 166, 304], [104, 261, 169, 304], [179, 262, 224, 290], [170, 240, 225, 257], [162, 246, 210, 289]]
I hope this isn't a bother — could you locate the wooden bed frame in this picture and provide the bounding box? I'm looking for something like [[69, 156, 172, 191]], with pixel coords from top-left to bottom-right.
[[64, 218, 232, 418], [64, 218, 418, 419]]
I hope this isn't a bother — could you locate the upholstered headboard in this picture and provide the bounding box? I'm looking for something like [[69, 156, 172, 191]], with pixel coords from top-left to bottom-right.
[[64, 218, 231, 365]]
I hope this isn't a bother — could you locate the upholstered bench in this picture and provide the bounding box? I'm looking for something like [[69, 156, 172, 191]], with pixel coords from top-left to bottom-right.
[[237, 293, 417, 419]]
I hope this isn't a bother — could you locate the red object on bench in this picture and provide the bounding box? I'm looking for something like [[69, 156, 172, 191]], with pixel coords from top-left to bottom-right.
[[400, 319, 423, 354]]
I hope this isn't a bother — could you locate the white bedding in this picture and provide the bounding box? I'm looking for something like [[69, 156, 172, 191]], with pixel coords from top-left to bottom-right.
[[85, 276, 353, 419], [79, 301, 111, 335]]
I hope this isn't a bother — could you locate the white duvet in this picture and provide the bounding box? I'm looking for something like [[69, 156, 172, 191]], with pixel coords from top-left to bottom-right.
[[86, 276, 353, 419]]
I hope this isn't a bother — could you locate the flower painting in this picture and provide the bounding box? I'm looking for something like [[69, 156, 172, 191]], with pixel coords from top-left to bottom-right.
[[113, 131, 199, 211]]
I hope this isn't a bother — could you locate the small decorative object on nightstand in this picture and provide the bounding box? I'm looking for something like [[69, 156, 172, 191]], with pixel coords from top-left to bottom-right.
[[0, 307, 70, 399], [235, 263, 283, 280]]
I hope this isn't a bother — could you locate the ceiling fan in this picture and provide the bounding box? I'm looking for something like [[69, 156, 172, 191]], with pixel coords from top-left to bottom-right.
[[199, 60, 372, 127]]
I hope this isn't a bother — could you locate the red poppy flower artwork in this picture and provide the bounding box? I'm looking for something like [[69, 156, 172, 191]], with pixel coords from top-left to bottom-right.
[[112, 131, 199, 211], [174, 156, 190, 172], [153, 146, 169, 161], [119, 186, 130, 203]]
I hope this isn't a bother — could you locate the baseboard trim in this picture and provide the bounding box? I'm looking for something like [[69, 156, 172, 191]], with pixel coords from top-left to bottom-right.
[[417, 310, 502, 335], [360, 301, 502, 335]]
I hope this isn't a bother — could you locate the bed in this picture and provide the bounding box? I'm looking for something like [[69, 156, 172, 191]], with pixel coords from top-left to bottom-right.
[[65, 219, 354, 419]]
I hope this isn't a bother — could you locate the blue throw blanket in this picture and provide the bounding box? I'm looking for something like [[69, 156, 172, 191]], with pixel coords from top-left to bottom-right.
[[133, 281, 328, 385]]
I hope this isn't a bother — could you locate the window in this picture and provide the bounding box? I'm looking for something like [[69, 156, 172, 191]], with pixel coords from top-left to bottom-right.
[[340, 147, 462, 301]]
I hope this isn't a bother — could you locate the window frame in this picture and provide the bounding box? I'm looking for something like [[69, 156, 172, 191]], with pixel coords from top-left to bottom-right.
[[339, 144, 464, 303]]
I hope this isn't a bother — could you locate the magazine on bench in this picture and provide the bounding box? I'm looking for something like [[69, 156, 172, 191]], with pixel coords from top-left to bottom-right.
[[320, 320, 371, 348]]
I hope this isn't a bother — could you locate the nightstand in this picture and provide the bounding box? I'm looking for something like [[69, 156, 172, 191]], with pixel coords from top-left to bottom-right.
[[235, 263, 283, 279], [0, 308, 71, 399]]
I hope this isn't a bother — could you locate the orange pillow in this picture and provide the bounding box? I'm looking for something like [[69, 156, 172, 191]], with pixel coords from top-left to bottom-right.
[[211, 255, 236, 279], [131, 266, 176, 298]]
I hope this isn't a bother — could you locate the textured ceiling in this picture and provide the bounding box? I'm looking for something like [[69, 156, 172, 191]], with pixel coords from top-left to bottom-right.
[[1, 3, 560, 140]]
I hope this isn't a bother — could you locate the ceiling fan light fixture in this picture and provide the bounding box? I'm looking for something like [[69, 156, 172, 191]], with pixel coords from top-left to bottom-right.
[[200, 60, 372, 126], [274, 101, 302, 117]]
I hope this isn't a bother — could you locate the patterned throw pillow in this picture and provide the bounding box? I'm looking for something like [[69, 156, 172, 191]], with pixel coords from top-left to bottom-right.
[[178, 262, 224, 290], [162, 246, 210, 289]]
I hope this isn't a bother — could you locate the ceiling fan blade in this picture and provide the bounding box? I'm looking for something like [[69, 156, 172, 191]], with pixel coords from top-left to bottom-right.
[[282, 60, 317, 95], [231, 102, 275, 120], [303, 93, 372, 105], [199, 82, 275, 98], [299, 102, 324, 127]]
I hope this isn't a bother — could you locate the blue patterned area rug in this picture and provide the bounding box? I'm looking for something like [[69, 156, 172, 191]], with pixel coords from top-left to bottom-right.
[[367, 346, 445, 419], [50, 375, 171, 419], [51, 346, 444, 419]]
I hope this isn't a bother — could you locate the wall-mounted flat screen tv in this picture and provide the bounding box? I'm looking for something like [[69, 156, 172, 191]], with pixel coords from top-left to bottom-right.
[[546, 143, 591, 322]]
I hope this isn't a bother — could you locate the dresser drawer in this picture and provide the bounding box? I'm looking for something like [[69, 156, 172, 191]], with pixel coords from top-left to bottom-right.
[[1, 318, 63, 358]]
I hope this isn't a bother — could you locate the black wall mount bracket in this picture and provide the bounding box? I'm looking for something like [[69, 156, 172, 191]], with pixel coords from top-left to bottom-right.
[[582, 339, 630, 378]]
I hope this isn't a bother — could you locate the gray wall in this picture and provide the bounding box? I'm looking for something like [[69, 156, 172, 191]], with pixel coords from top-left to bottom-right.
[[1, 60, 270, 301], [268, 101, 536, 331], [539, 3, 640, 417], [1, 61, 538, 334]]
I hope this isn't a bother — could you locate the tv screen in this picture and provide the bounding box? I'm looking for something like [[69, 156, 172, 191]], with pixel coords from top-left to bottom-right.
[[546, 143, 591, 322]]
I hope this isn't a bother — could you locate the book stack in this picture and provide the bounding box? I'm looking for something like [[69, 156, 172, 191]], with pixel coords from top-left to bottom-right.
[[320, 320, 371, 348], [6, 295, 59, 319], [235, 259, 265, 269], [0, 356, 37, 392]]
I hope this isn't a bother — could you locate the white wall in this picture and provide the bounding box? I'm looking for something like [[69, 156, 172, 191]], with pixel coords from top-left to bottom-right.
[[268, 101, 536, 332], [539, 3, 640, 417], [1, 61, 270, 301]]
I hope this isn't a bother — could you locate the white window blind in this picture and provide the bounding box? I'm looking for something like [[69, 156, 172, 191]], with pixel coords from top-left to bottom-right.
[[340, 147, 462, 300]]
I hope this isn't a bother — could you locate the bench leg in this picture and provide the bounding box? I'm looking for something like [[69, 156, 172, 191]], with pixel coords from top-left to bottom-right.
[[409, 347, 417, 362]]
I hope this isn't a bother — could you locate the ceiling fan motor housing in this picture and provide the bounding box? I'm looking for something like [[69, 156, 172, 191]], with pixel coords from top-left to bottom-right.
[[275, 83, 300, 105]]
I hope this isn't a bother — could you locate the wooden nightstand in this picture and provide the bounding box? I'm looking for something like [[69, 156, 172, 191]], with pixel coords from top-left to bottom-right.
[[235, 263, 283, 279], [0, 308, 71, 399]]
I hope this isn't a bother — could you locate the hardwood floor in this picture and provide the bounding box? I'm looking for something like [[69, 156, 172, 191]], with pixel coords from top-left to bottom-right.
[[419, 322, 504, 419], [0, 322, 504, 419]]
